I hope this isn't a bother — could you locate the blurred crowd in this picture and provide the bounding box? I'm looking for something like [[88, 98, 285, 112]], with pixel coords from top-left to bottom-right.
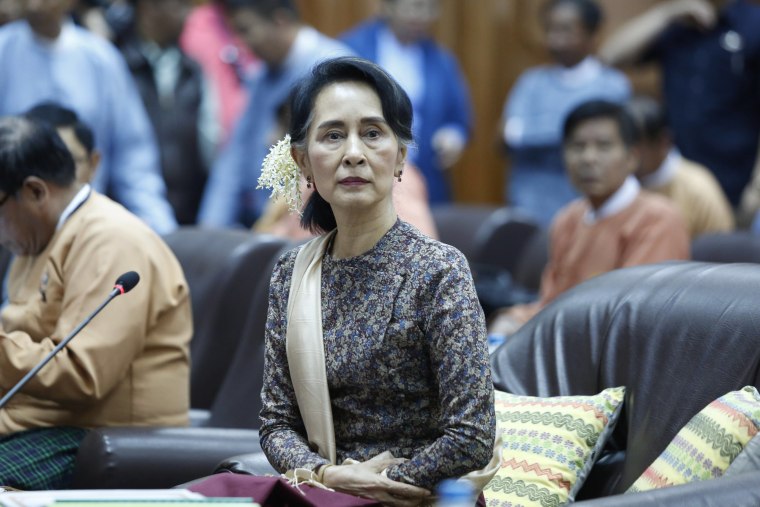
[[0, 0, 758, 241]]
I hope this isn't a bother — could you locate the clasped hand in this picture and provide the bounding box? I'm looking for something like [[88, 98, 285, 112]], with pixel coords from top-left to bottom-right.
[[322, 456, 432, 507]]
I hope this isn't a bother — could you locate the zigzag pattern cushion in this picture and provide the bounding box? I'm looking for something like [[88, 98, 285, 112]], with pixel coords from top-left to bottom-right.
[[484, 386, 625, 507], [628, 386, 760, 492]]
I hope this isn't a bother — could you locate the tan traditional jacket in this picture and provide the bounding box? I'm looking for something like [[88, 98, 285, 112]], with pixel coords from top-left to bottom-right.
[[0, 192, 191, 434], [646, 156, 735, 238]]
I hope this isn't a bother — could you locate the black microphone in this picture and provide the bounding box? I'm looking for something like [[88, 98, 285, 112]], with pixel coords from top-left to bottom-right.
[[0, 271, 140, 410], [114, 271, 140, 295]]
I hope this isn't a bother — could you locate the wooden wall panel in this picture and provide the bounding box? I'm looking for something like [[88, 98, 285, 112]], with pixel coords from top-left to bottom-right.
[[296, 0, 379, 36], [296, 0, 663, 204]]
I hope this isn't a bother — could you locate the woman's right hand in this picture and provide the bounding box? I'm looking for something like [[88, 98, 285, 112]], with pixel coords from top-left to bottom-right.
[[322, 458, 433, 507]]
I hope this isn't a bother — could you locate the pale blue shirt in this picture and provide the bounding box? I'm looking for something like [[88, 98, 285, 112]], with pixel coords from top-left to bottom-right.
[[503, 57, 631, 148], [377, 26, 424, 166], [377, 27, 424, 106], [197, 27, 352, 227], [0, 20, 177, 234]]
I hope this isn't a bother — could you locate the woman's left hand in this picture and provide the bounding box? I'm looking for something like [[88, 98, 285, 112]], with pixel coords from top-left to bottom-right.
[[322, 458, 433, 506]]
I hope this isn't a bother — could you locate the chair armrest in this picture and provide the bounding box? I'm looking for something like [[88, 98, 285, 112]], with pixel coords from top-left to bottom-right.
[[214, 452, 278, 476], [575, 471, 760, 506], [71, 427, 262, 489], [189, 409, 212, 427]]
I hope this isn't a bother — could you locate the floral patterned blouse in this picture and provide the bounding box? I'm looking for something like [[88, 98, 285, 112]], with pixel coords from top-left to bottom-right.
[[259, 220, 495, 490]]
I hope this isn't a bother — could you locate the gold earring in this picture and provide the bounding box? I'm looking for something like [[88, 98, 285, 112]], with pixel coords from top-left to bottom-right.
[[306, 176, 312, 189]]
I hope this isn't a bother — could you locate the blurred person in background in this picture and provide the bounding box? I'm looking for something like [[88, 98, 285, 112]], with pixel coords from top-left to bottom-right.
[[340, 0, 472, 205], [501, 0, 630, 227], [601, 0, 760, 208], [0, 0, 177, 234], [181, 0, 259, 141], [626, 95, 734, 238], [489, 100, 689, 336], [71, 0, 136, 44], [197, 0, 352, 228], [119, 0, 219, 225], [25, 102, 100, 186], [72, 0, 114, 39]]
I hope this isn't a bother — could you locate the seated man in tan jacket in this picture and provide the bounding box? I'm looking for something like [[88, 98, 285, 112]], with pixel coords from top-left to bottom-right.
[[490, 100, 689, 336], [0, 116, 191, 490]]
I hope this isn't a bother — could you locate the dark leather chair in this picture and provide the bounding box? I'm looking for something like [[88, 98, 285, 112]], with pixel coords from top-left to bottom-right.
[[71, 427, 267, 489], [491, 261, 760, 505], [691, 231, 760, 264], [432, 205, 541, 315], [431, 204, 499, 261], [512, 227, 549, 292], [204, 269, 274, 429], [470, 207, 539, 276], [431, 205, 540, 278], [163, 227, 287, 412], [70, 230, 289, 488], [0, 245, 12, 301]]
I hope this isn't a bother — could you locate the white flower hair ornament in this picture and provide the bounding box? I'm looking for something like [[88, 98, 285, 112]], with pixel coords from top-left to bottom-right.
[[257, 134, 304, 214]]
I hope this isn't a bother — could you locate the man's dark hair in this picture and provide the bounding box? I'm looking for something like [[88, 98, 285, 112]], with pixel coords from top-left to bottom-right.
[[544, 0, 603, 34], [625, 95, 669, 143], [0, 116, 76, 195], [288, 56, 414, 234], [562, 100, 639, 147], [24, 102, 96, 154], [224, 0, 298, 19]]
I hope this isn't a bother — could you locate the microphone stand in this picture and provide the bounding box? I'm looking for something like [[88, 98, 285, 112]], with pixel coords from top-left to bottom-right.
[[0, 286, 123, 410]]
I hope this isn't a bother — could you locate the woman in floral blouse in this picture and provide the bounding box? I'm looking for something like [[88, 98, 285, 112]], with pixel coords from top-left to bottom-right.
[[258, 56, 495, 506]]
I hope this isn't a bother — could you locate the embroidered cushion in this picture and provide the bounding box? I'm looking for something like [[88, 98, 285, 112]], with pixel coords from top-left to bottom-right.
[[724, 432, 760, 477], [484, 386, 625, 507], [628, 386, 760, 492]]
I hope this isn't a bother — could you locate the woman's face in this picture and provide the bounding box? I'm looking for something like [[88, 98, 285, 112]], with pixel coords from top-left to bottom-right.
[[293, 81, 406, 216]]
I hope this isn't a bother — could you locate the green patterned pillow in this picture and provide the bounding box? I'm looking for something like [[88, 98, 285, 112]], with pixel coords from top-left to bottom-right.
[[725, 432, 760, 476], [484, 387, 625, 507], [628, 386, 760, 492]]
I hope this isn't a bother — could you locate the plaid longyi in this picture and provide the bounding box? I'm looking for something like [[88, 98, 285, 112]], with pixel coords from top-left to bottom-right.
[[0, 426, 88, 491]]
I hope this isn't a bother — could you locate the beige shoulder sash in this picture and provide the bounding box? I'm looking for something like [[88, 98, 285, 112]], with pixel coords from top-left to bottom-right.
[[286, 231, 337, 464]]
